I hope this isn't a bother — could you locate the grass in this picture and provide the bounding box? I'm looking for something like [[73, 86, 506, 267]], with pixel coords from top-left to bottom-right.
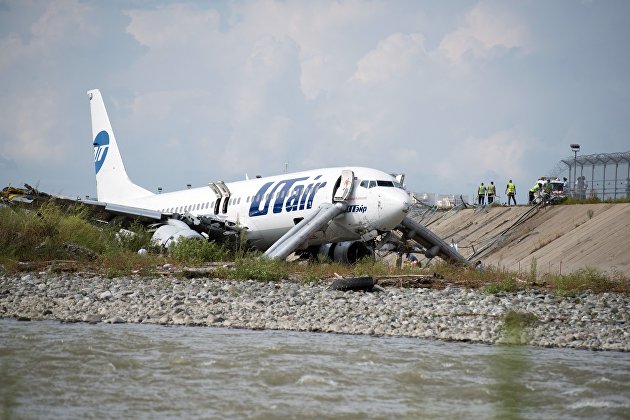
[[560, 196, 630, 205], [429, 260, 520, 291], [169, 237, 231, 265], [541, 267, 627, 295], [0, 202, 162, 276], [428, 260, 629, 295], [1, 201, 628, 293]]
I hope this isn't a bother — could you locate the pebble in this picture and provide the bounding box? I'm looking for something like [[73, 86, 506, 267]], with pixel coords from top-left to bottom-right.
[[1, 273, 628, 351]]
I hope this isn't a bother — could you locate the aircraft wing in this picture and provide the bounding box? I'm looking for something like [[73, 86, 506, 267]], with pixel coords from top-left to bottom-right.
[[1, 184, 168, 224], [1, 184, 246, 248]]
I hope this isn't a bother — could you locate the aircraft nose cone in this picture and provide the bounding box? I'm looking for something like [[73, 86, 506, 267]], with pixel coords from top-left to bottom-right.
[[377, 189, 412, 230]]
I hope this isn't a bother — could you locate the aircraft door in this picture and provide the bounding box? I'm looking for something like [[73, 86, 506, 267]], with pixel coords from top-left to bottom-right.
[[221, 197, 229, 214], [216, 182, 231, 214], [333, 170, 354, 202], [209, 181, 232, 215], [208, 183, 222, 215]]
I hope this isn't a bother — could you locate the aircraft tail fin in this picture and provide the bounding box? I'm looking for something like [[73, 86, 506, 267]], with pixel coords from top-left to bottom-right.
[[88, 89, 153, 203]]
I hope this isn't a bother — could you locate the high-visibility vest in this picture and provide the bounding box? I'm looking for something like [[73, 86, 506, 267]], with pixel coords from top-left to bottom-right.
[[530, 184, 540, 192], [507, 182, 515, 193], [487, 184, 496, 195], [478, 185, 486, 195]]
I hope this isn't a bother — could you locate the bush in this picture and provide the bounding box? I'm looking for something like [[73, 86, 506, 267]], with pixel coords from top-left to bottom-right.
[[169, 237, 230, 265], [0, 202, 105, 262], [543, 267, 623, 295], [233, 257, 288, 282], [98, 251, 162, 277], [483, 277, 518, 294]]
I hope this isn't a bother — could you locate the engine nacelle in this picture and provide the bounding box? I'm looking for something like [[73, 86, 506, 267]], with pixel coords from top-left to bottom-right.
[[318, 241, 373, 264], [152, 219, 204, 247]]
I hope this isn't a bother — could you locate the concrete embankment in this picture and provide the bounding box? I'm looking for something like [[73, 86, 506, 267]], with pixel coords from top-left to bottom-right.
[[1, 273, 628, 351], [419, 203, 630, 277]]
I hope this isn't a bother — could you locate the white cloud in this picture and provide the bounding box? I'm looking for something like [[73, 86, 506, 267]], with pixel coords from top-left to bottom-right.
[[352, 33, 426, 83], [30, 0, 93, 41], [0, 92, 65, 163], [233, 0, 385, 99], [439, 3, 528, 65], [125, 4, 220, 49], [434, 129, 535, 187], [0, 0, 93, 70]]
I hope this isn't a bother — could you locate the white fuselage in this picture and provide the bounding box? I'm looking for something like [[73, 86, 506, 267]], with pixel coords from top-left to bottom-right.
[[112, 167, 411, 250]]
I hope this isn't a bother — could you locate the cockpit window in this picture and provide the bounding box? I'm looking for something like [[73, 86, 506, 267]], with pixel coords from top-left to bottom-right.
[[359, 179, 404, 189]]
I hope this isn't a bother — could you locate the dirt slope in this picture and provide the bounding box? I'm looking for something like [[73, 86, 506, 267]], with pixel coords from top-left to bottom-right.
[[419, 203, 630, 277]]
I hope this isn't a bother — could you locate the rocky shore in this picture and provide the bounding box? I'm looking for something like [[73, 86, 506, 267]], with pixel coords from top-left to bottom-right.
[[1, 273, 628, 351]]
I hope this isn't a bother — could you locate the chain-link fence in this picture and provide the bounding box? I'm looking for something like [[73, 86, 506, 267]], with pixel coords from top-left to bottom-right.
[[554, 151, 630, 200]]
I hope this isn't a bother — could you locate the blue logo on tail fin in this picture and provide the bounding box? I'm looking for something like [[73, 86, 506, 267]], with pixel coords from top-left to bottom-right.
[[93, 131, 109, 174]]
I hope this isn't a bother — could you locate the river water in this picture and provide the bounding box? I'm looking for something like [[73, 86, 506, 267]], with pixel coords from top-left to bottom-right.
[[0, 319, 628, 419]]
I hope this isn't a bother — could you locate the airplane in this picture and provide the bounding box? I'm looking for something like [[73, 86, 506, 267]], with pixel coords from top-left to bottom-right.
[[87, 89, 465, 264]]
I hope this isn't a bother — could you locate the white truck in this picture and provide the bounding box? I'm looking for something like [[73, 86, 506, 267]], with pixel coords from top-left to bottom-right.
[[531, 177, 567, 204]]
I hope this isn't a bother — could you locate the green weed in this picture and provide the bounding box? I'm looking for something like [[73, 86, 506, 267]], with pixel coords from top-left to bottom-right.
[[232, 257, 289, 282], [542, 267, 627, 295], [561, 196, 630, 205], [529, 257, 537, 281], [483, 277, 518, 294], [502, 310, 538, 345], [169, 237, 230, 265]]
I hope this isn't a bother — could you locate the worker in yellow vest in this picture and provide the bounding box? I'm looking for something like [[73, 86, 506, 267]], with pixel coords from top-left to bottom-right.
[[487, 181, 496, 204], [529, 182, 540, 204], [505, 180, 516, 206], [478, 182, 486, 205]]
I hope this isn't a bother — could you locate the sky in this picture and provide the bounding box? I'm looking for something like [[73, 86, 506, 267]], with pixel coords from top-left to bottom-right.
[[1, 0, 629, 204]]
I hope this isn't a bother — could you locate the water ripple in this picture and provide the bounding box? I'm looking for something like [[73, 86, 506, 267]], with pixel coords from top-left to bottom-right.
[[1, 319, 628, 419]]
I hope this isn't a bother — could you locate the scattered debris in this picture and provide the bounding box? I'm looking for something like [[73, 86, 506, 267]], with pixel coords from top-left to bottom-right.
[[329, 276, 374, 292]]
